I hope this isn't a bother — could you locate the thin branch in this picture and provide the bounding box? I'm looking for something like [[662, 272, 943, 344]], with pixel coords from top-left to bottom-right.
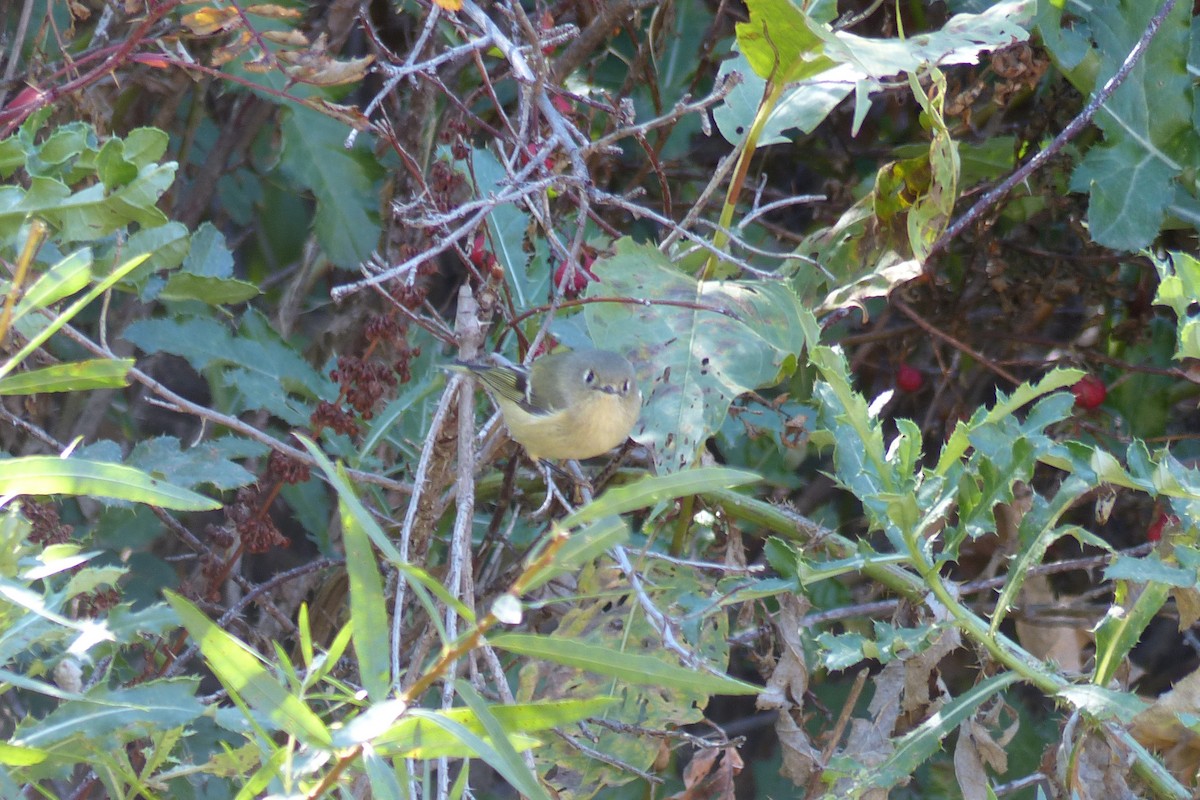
[[929, 0, 1180, 258], [53, 321, 412, 494], [892, 297, 1021, 386]]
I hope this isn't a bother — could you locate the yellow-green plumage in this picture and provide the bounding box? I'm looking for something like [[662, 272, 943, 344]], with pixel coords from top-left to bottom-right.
[[453, 348, 641, 460]]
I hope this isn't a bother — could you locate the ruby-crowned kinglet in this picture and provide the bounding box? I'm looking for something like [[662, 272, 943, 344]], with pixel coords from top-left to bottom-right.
[[453, 348, 642, 460]]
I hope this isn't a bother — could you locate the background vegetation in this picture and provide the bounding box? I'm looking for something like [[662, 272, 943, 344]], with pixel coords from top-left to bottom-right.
[[3, 0, 1200, 797]]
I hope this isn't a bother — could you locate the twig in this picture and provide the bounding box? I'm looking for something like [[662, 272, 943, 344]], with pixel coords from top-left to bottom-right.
[[555, 729, 665, 784], [52, 321, 412, 494], [738, 193, 826, 229], [550, 0, 659, 84], [583, 76, 741, 155], [891, 296, 1021, 386], [807, 667, 869, 795], [794, 542, 1155, 628]]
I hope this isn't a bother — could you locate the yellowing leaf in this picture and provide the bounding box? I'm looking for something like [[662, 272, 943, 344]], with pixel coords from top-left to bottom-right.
[[281, 53, 375, 86], [262, 29, 310, 46], [246, 3, 304, 18], [182, 7, 240, 35]]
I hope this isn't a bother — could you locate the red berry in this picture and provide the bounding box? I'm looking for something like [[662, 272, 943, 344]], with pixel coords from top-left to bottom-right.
[[553, 259, 597, 297], [1071, 375, 1107, 410], [896, 363, 923, 393], [470, 232, 487, 266], [1147, 511, 1179, 543]]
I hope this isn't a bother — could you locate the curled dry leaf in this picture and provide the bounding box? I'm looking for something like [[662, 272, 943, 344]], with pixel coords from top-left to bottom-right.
[[262, 29, 311, 47], [668, 745, 743, 800], [953, 718, 1010, 800], [279, 51, 375, 86], [182, 6, 241, 35], [1062, 730, 1135, 800], [757, 595, 819, 786], [245, 4, 304, 19], [1013, 573, 1091, 675], [1130, 667, 1200, 787]]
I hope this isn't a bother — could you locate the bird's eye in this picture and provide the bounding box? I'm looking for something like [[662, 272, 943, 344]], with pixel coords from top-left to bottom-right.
[[622, 380, 630, 393], [584, 369, 596, 384]]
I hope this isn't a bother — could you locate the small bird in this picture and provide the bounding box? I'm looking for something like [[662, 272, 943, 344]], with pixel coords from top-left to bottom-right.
[[453, 347, 642, 461]]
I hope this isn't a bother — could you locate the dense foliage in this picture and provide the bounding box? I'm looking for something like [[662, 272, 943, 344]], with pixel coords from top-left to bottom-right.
[[4, 0, 1200, 797]]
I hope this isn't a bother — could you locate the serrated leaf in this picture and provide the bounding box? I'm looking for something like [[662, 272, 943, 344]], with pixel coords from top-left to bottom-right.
[[182, 222, 235, 277], [586, 240, 812, 471], [1062, 0, 1196, 251], [126, 436, 256, 491], [12, 679, 204, 749], [867, 672, 1019, 790], [1093, 579, 1170, 687], [279, 107, 379, 268]]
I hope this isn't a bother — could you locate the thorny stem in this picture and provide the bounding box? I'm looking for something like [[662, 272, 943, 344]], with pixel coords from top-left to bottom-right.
[[706, 488, 1189, 800]]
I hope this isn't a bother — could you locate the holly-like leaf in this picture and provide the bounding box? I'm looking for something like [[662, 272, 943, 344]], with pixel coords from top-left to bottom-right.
[[584, 239, 814, 471]]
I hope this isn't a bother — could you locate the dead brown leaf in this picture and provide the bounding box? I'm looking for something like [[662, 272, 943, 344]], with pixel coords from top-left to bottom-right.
[[667, 745, 743, 800], [1130, 666, 1200, 786], [1014, 573, 1092, 674], [757, 595, 818, 786]]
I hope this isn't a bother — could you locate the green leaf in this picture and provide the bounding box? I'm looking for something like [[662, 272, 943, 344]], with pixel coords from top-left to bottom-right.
[[1062, 0, 1197, 250], [586, 239, 812, 471], [373, 698, 613, 758], [1058, 684, 1149, 723], [0, 741, 48, 767], [339, 464, 391, 701], [1092, 579, 1170, 687], [1, 251, 149, 382], [469, 148, 541, 308], [400, 709, 548, 798], [713, 48, 850, 146], [520, 516, 630, 594], [454, 681, 552, 800], [165, 592, 333, 749], [11, 248, 92, 321], [158, 273, 260, 304], [1152, 250, 1200, 360], [734, 0, 835, 84], [279, 107, 380, 268], [182, 222, 234, 277], [126, 436, 256, 492], [991, 478, 1090, 635], [12, 679, 204, 749], [718, 1, 1034, 146], [294, 436, 475, 623], [123, 310, 332, 421], [0, 359, 133, 395], [0, 456, 219, 510], [488, 632, 761, 695], [1105, 553, 1196, 588], [560, 466, 760, 529]]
